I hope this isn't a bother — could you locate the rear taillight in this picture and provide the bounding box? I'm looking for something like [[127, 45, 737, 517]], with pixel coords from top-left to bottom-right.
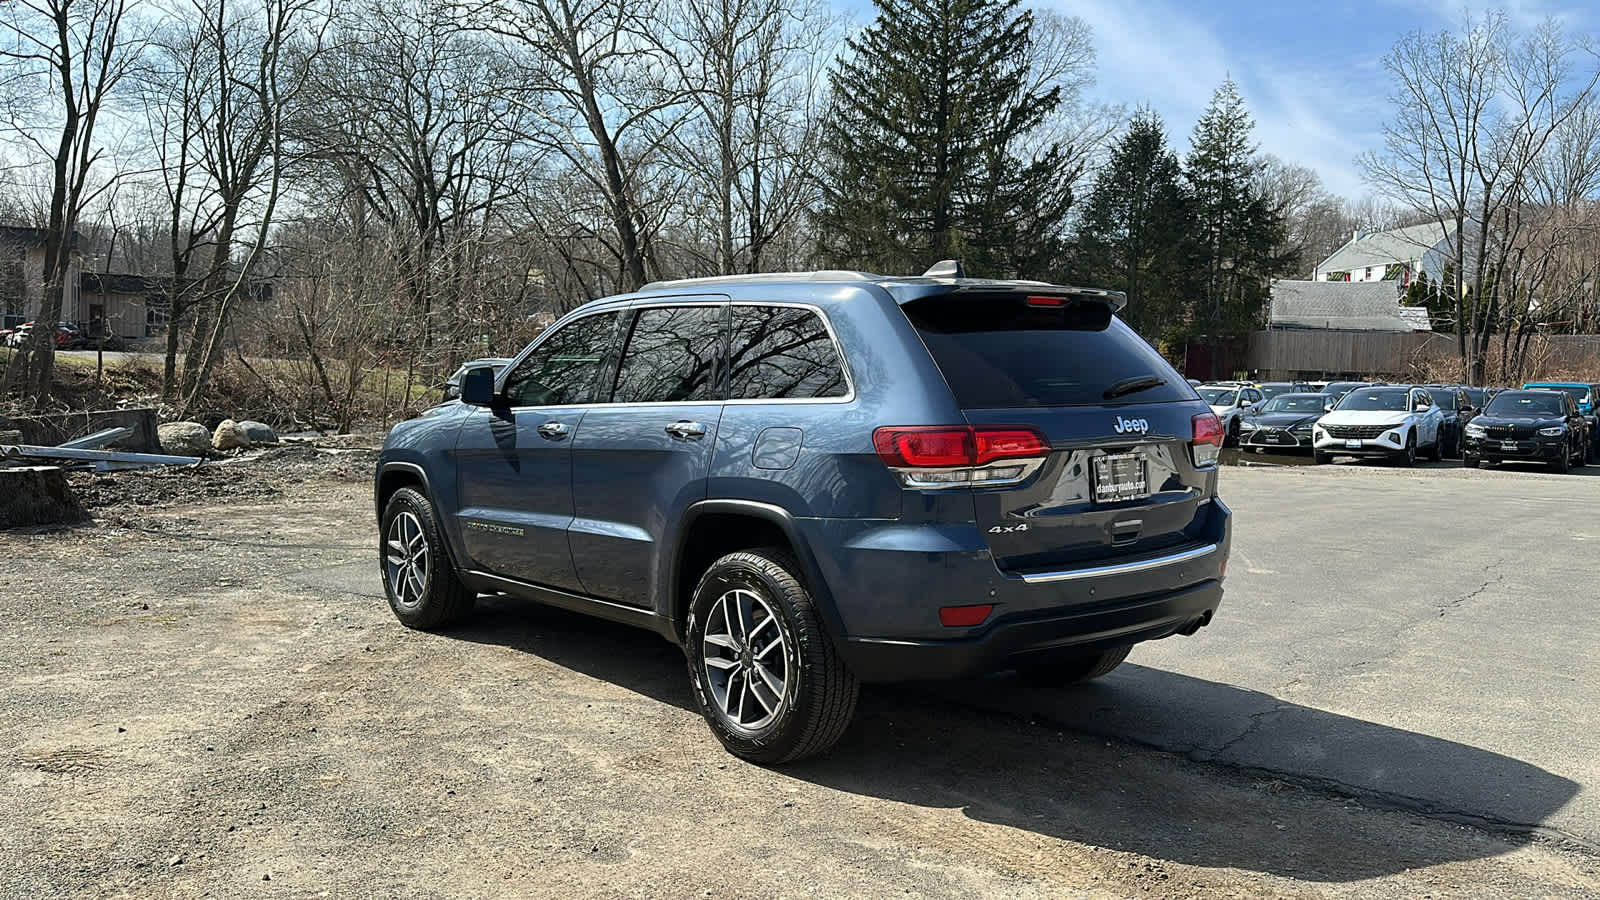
[[1191, 413, 1223, 468], [873, 425, 1050, 489]]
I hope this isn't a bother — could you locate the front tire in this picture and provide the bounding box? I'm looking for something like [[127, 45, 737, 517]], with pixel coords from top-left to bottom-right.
[[685, 549, 859, 764], [1018, 645, 1133, 687], [380, 487, 476, 629], [1392, 432, 1417, 467], [1552, 445, 1571, 473], [1313, 450, 1332, 465], [1427, 431, 1443, 461]]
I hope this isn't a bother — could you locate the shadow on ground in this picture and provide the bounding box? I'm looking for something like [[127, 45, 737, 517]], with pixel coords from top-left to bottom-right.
[[450, 594, 1578, 882]]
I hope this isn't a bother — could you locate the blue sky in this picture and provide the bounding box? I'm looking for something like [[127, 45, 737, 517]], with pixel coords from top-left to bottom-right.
[[829, 1, 1600, 200]]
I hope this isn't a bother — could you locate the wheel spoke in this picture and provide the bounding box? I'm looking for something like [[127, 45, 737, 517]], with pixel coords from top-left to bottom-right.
[[745, 677, 775, 716], [748, 611, 777, 640], [751, 658, 784, 697], [728, 670, 745, 722], [753, 633, 783, 661], [703, 655, 738, 671], [703, 632, 738, 651]]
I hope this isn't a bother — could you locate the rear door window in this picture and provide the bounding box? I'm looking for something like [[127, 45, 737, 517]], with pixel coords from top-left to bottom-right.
[[726, 305, 848, 400], [610, 305, 726, 403], [901, 295, 1191, 408]]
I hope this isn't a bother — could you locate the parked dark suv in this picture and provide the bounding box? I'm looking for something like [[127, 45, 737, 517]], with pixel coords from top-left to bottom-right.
[[374, 267, 1233, 762], [1462, 389, 1588, 472]]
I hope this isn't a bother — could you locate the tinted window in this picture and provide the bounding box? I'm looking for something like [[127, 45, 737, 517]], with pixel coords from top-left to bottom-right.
[[1197, 387, 1238, 406], [726, 305, 848, 400], [1527, 384, 1592, 404], [503, 313, 617, 407], [902, 296, 1190, 408], [611, 305, 724, 403]]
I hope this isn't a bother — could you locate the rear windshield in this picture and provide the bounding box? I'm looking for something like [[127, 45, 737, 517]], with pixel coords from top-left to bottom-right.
[[902, 295, 1190, 408]]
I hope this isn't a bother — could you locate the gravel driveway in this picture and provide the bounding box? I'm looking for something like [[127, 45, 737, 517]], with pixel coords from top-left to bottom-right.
[[1, 461, 1596, 898]]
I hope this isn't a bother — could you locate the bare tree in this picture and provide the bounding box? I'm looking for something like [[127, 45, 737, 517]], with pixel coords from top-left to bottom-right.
[[0, 0, 138, 404], [1361, 12, 1600, 383], [474, 0, 690, 290]]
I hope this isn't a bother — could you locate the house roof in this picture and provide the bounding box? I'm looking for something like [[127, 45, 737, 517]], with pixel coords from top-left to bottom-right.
[[1315, 221, 1454, 275], [81, 272, 168, 294], [0, 225, 86, 249], [1269, 279, 1431, 332]]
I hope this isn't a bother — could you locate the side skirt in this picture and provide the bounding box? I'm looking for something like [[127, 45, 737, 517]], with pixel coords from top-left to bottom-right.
[[458, 569, 678, 643]]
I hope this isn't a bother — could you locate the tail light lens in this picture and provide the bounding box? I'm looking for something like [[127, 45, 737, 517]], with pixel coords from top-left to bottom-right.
[[1191, 413, 1223, 468], [873, 425, 1050, 489]]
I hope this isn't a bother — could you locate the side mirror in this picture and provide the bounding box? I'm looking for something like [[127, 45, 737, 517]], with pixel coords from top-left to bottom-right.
[[461, 366, 497, 406]]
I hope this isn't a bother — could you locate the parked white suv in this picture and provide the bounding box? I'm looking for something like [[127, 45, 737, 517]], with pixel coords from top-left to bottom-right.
[[1313, 385, 1444, 466], [1196, 384, 1265, 446]]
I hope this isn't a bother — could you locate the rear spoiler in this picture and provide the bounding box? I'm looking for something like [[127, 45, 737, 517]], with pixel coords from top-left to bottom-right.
[[885, 281, 1129, 313]]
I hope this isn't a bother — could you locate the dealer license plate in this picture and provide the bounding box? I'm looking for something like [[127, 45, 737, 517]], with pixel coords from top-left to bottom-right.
[[1093, 453, 1149, 504], [1501, 440, 1519, 450], [1346, 439, 1362, 449], [1264, 433, 1281, 443]]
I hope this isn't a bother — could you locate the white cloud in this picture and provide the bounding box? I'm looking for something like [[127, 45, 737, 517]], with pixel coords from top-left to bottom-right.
[[1043, 0, 1387, 199]]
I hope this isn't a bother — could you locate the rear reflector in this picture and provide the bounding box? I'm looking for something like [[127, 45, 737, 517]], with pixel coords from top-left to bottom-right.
[[873, 426, 1049, 468], [939, 604, 994, 627]]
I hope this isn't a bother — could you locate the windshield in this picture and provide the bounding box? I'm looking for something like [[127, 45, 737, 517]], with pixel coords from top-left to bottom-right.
[[1336, 388, 1411, 412], [1259, 384, 1297, 400], [1197, 387, 1238, 406], [1427, 389, 1458, 409], [1525, 384, 1591, 404], [1262, 394, 1326, 413], [1487, 392, 1565, 418], [1463, 388, 1486, 406]]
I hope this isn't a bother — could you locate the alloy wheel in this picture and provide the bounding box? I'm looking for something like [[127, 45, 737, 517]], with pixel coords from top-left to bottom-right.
[[701, 588, 791, 734], [385, 511, 429, 609]]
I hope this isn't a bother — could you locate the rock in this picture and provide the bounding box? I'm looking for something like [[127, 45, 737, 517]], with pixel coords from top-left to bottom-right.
[[236, 420, 279, 446], [212, 419, 248, 451], [0, 466, 88, 528], [158, 422, 211, 456]]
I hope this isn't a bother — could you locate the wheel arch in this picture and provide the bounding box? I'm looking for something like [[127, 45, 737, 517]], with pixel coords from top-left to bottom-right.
[[669, 500, 847, 648], [375, 461, 431, 520]]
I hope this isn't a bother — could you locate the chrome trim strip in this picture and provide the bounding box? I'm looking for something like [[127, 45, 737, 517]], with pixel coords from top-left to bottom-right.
[[1016, 543, 1219, 584]]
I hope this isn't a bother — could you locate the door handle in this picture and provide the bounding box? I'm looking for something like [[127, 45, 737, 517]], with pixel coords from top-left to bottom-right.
[[537, 421, 570, 440], [665, 420, 708, 439]]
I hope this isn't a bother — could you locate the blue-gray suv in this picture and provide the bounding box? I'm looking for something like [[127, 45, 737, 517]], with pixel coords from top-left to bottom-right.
[[375, 267, 1233, 762]]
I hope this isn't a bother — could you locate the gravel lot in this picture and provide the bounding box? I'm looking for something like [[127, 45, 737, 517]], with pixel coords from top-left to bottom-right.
[[2, 455, 1598, 898]]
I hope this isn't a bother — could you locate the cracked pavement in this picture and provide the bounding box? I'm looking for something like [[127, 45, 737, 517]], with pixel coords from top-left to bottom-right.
[[941, 461, 1600, 850]]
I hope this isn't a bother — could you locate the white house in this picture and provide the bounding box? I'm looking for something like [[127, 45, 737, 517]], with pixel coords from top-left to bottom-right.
[[0, 226, 83, 328], [1312, 222, 1455, 286]]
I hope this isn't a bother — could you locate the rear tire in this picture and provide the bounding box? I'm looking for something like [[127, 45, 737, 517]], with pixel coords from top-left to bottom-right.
[[380, 487, 476, 630], [1427, 432, 1443, 462], [1018, 645, 1133, 687], [685, 548, 859, 764]]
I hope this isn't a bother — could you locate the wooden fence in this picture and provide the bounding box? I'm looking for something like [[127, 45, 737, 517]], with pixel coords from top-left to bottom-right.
[[1246, 329, 1600, 380]]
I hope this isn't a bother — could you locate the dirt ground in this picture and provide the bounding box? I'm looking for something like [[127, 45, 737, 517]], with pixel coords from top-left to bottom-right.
[[2, 453, 1598, 898]]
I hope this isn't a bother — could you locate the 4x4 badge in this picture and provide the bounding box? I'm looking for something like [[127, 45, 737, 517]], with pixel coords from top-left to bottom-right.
[[988, 524, 1029, 534]]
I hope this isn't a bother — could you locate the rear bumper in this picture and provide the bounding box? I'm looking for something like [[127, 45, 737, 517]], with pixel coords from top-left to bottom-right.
[[839, 580, 1221, 681], [798, 498, 1231, 681]]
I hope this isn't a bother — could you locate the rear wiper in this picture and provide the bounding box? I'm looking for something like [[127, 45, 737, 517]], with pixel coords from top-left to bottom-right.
[[1103, 375, 1166, 400]]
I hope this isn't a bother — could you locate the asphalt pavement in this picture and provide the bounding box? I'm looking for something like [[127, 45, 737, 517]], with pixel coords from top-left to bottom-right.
[[940, 458, 1600, 850]]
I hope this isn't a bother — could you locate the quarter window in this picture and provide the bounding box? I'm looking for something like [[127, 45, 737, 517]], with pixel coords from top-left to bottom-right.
[[611, 305, 725, 403], [726, 306, 848, 400], [502, 311, 619, 407]]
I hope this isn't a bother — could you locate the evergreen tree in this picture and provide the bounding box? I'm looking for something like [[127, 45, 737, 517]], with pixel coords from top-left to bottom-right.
[[1184, 79, 1292, 335], [815, 0, 1076, 277], [1067, 110, 1192, 339]]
